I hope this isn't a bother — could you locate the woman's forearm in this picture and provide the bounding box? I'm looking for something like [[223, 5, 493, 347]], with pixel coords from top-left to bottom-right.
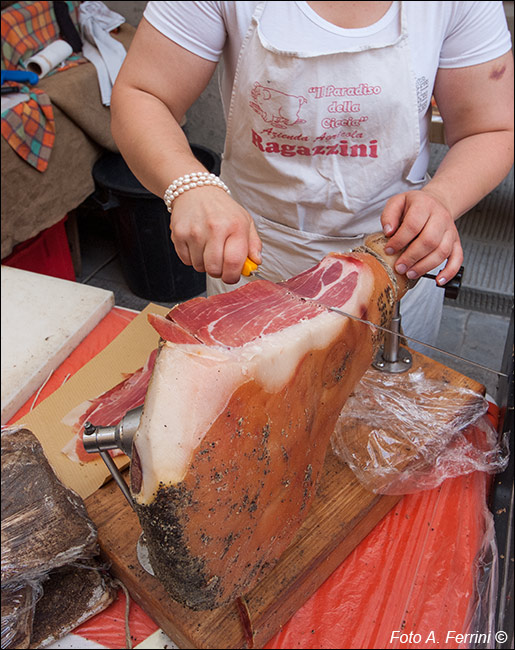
[[110, 82, 262, 283], [422, 128, 514, 220], [382, 51, 513, 284], [110, 85, 211, 199]]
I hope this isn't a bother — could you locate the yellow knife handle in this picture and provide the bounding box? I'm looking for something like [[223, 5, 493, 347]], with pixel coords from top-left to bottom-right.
[[241, 257, 259, 277]]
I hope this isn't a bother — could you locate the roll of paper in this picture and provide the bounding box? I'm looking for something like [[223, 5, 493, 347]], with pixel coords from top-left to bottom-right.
[[26, 40, 73, 78]]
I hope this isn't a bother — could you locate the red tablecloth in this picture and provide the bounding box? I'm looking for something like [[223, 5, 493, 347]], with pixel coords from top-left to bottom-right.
[[8, 307, 498, 650]]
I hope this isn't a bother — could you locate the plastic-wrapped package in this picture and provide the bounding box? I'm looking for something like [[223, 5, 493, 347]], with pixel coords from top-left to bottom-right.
[[0, 581, 42, 650], [331, 369, 508, 494], [0, 426, 115, 650], [1, 309, 137, 649], [1, 427, 98, 584], [29, 562, 117, 649]]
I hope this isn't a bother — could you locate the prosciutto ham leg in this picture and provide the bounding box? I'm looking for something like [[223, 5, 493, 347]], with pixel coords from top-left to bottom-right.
[[130, 235, 412, 609]]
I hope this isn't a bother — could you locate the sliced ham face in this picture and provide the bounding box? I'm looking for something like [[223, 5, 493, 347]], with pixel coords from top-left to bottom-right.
[[131, 245, 400, 610]]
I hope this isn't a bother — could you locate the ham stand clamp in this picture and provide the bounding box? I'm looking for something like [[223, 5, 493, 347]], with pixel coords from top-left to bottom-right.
[[82, 404, 143, 506], [82, 405, 154, 575], [372, 267, 463, 374]]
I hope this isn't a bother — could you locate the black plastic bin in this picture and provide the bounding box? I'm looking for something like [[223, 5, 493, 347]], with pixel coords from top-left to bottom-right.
[[92, 145, 220, 302]]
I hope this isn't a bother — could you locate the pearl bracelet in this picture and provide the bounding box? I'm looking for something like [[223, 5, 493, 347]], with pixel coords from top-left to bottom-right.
[[163, 171, 231, 212]]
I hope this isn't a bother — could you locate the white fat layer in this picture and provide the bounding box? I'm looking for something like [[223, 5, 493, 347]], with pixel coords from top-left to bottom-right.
[[134, 269, 374, 504], [133, 345, 245, 503]]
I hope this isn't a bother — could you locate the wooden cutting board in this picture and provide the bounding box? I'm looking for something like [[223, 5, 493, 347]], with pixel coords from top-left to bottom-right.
[[85, 351, 484, 649]]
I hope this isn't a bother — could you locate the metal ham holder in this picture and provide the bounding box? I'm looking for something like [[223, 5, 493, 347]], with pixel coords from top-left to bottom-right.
[[373, 267, 463, 373], [82, 405, 155, 575]]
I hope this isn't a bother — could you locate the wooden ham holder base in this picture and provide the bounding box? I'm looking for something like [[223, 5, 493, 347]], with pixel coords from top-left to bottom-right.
[[85, 350, 484, 649]]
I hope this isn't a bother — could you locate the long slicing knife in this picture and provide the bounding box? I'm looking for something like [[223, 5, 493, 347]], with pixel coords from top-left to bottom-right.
[[241, 257, 508, 378]]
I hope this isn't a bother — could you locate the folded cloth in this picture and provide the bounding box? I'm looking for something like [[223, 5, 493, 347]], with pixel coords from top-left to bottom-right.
[[1, 88, 55, 172], [1, 1, 83, 171], [78, 1, 126, 106]]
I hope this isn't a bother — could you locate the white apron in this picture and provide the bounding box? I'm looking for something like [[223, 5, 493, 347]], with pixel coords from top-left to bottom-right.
[[208, 1, 443, 344]]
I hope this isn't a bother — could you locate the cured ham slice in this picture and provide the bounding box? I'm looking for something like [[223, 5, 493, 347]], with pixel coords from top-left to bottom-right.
[[61, 349, 157, 463], [130, 235, 410, 609]]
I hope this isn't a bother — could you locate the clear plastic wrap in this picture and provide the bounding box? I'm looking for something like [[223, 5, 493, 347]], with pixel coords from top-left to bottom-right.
[[331, 369, 508, 494], [467, 492, 498, 648], [0, 581, 42, 650]]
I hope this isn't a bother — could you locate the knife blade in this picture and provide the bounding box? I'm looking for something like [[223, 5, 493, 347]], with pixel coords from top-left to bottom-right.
[[240, 258, 507, 378]]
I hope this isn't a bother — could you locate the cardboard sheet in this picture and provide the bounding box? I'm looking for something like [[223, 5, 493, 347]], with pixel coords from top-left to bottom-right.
[[13, 303, 170, 499]]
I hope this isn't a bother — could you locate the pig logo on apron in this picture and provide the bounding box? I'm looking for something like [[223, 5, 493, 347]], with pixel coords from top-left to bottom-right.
[[249, 82, 307, 129]]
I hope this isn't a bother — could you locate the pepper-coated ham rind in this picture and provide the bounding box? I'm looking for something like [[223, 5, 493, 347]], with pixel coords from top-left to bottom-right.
[[130, 238, 405, 610]]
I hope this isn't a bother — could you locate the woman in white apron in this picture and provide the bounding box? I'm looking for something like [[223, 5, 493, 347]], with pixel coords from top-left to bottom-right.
[[110, 1, 514, 345], [210, 1, 443, 344]]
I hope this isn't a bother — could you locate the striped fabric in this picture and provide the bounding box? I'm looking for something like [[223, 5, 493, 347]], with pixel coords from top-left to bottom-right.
[[1, 1, 84, 171]]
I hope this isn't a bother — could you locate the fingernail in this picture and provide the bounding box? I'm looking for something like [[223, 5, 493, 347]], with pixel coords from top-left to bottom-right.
[[385, 247, 395, 255], [437, 277, 447, 285], [383, 224, 393, 235], [406, 270, 418, 280], [396, 263, 407, 274]]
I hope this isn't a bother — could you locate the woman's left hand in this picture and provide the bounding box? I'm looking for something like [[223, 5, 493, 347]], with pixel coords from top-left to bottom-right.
[[382, 50, 513, 287], [380, 187, 463, 286]]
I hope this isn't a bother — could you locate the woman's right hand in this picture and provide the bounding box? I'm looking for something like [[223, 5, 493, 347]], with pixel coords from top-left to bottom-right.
[[169, 185, 262, 284], [111, 19, 262, 285]]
